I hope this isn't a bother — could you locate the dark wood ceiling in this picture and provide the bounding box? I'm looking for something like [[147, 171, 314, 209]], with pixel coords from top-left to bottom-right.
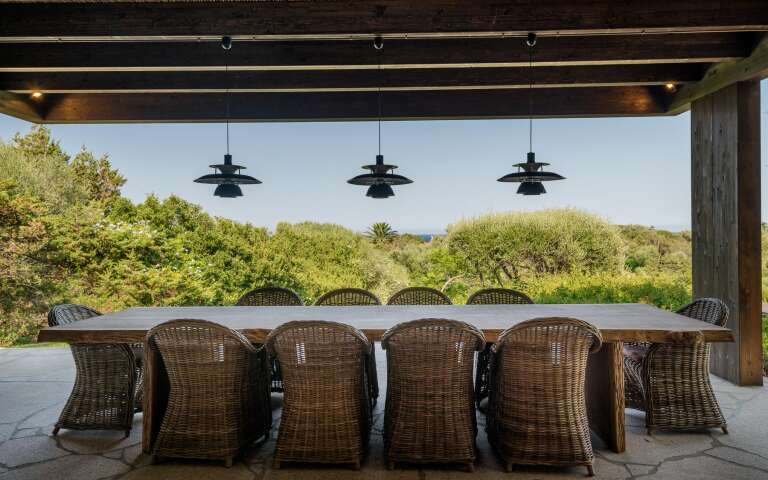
[[1, 1, 767, 123]]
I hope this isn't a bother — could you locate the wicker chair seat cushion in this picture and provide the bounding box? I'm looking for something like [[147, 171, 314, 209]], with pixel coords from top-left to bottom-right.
[[623, 343, 649, 364]]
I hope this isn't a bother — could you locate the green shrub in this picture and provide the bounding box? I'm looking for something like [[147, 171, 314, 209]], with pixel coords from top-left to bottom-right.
[[524, 271, 692, 310], [446, 209, 624, 284]]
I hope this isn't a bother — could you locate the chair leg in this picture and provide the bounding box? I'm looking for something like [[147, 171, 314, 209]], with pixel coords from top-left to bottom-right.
[[52, 426, 60, 436], [587, 464, 595, 477]]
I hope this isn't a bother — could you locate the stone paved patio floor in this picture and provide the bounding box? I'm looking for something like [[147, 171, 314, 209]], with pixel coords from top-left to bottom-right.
[[0, 347, 766, 479]]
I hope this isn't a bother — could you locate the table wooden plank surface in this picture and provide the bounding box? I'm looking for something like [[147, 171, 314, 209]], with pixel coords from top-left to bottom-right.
[[38, 303, 733, 343]]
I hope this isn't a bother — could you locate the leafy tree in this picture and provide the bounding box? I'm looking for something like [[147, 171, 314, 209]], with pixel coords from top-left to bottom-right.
[[70, 148, 126, 203], [365, 222, 399, 243], [11, 125, 67, 161], [0, 181, 65, 344]]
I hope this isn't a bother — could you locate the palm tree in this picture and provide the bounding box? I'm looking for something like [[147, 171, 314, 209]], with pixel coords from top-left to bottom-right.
[[365, 222, 398, 243]]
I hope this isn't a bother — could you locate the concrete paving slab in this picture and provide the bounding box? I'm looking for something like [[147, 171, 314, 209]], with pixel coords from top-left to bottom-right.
[[0, 347, 765, 480]]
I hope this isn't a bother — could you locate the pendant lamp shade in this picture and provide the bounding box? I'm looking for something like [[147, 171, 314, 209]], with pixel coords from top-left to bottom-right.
[[348, 36, 413, 199], [498, 33, 564, 195], [194, 37, 261, 198]]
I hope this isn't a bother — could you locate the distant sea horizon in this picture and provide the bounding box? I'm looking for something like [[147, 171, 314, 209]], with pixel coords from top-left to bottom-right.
[[403, 223, 691, 241]]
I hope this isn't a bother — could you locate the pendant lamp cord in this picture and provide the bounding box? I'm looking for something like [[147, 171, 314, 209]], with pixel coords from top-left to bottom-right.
[[528, 33, 535, 154], [223, 37, 231, 156], [375, 35, 383, 156]]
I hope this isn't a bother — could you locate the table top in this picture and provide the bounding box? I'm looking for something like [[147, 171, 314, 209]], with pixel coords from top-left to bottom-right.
[[37, 303, 733, 344]]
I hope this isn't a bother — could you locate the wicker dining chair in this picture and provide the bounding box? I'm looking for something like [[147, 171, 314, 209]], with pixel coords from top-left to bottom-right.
[[266, 321, 375, 469], [236, 286, 303, 307], [386, 287, 452, 306], [623, 298, 729, 434], [145, 319, 272, 467], [487, 317, 602, 476], [314, 288, 381, 306], [236, 286, 304, 393], [314, 287, 381, 404], [381, 318, 485, 470], [467, 288, 534, 408], [49, 304, 143, 437]]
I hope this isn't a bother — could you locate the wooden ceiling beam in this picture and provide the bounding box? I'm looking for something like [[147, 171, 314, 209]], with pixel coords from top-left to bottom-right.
[[0, 64, 705, 93], [35, 87, 666, 123], [668, 34, 768, 114], [0, 90, 42, 122], [1, 1, 767, 40], [0, 34, 749, 72]]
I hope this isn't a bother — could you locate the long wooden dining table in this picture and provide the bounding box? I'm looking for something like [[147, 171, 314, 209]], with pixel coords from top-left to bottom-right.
[[37, 303, 733, 455]]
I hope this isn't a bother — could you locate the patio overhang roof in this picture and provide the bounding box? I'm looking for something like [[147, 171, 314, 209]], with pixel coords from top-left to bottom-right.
[[1, 0, 767, 123]]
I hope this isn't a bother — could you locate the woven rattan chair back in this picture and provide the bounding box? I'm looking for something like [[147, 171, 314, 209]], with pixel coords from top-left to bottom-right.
[[48, 303, 101, 326], [266, 321, 374, 469], [49, 304, 139, 437], [314, 288, 381, 306], [487, 317, 602, 476], [467, 288, 534, 408], [466, 288, 533, 305], [313, 288, 381, 403], [676, 298, 729, 327], [387, 287, 452, 305], [145, 319, 271, 466], [235, 286, 303, 393], [236, 286, 304, 307], [637, 298, 729, 433], [381, 319, 485, 470]]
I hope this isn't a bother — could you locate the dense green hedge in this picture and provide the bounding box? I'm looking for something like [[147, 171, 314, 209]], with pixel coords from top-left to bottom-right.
[[0, 126, 764, 361]]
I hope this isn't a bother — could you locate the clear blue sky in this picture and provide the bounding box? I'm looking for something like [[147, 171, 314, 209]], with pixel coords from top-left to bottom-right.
[[2, 81, 766, 233]]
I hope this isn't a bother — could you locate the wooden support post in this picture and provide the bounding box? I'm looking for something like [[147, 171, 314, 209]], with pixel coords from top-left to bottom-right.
[[691, 81, 763, 386]]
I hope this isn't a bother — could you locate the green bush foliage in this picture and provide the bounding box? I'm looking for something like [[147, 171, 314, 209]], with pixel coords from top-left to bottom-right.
[[0, 126, 765, 363], [446, 210, 625, 284]]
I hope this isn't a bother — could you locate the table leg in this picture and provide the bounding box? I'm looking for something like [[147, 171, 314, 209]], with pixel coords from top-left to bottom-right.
[[586, 342, 626, 453]]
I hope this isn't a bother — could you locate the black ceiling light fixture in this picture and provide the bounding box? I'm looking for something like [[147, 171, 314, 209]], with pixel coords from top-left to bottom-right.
[[194, 36, 261, 198], [497, 32, 564, 195], [347, 35, 413, 199]]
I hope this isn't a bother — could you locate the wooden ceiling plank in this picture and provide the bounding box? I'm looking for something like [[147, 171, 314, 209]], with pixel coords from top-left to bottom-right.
[[1, 1, 767, 40], [0, 64, 705, 93], [0, 34, 748, 72], [37, 87, 665, 123]]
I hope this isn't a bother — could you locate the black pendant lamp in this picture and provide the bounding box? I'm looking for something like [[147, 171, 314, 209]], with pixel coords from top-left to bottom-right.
[[497, 33, 564, 195], [347, 36, 413, 199], [194, 36, 261, 198]]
